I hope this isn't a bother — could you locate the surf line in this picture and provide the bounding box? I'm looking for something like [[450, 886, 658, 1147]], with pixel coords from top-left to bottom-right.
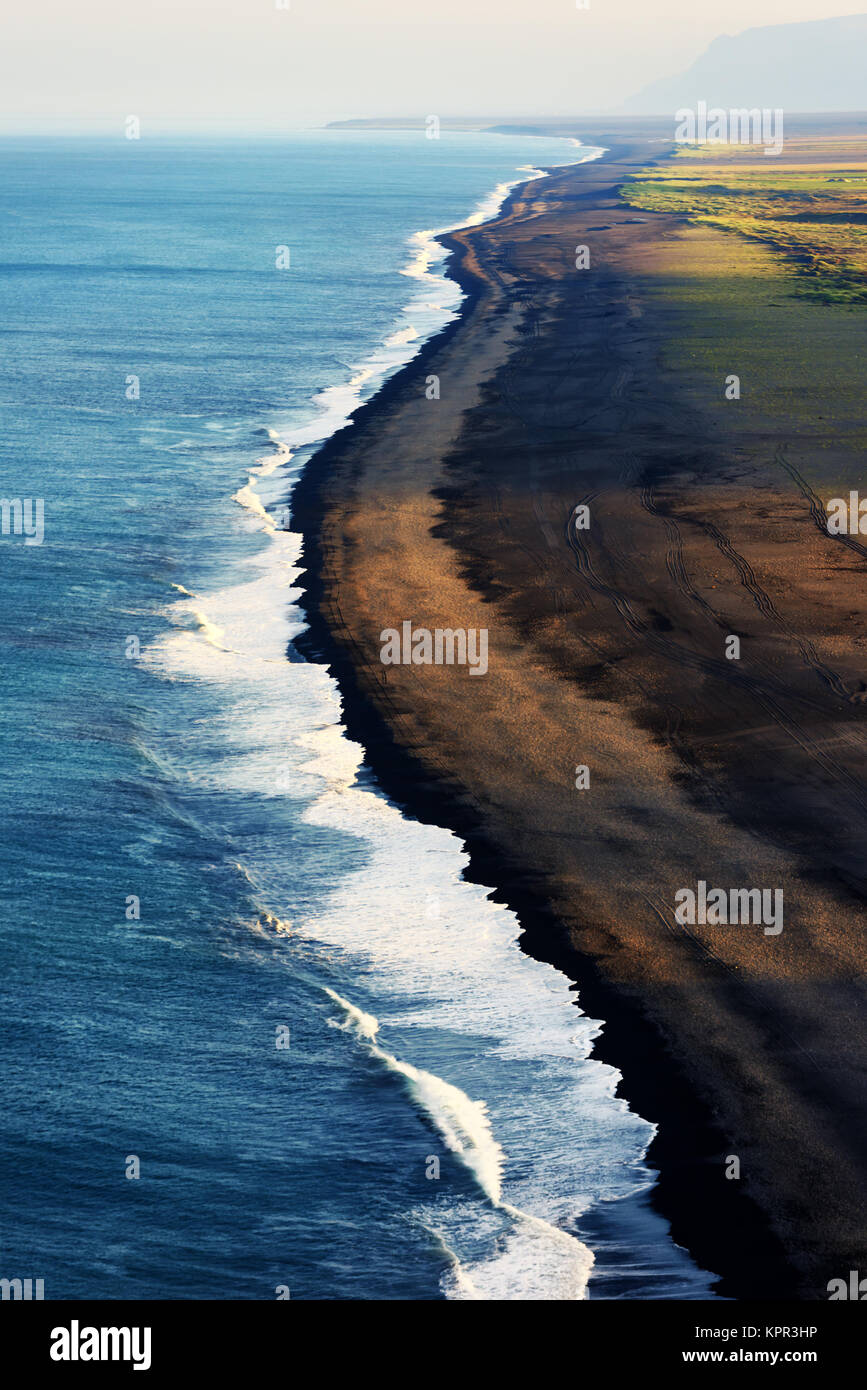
[[324, 987, 595, 1296]]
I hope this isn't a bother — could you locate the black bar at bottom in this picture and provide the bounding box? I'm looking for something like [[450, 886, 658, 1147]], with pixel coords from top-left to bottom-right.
[[1, 1298, 860, 1377]]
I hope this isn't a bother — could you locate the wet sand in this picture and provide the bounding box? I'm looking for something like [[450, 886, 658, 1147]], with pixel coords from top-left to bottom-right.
[[293, 133, 867, 1299]]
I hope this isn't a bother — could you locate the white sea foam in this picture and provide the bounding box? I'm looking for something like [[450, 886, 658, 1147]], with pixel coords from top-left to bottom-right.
[[325, 986, 596, 1300], [143, 142, 711, 1301], [189, 610, 231, 651], [326, 986, 506, 1203]]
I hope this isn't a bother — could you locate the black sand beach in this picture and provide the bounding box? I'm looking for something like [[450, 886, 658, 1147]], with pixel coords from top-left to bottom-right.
[[293, 122, 867, 1299]]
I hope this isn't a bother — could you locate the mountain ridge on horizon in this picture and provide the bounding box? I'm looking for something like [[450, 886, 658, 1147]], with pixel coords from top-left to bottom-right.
[[624, 13, 867, 114]]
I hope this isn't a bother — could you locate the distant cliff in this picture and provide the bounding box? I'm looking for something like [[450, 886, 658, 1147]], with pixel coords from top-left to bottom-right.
[[624, 14, 867, 114]]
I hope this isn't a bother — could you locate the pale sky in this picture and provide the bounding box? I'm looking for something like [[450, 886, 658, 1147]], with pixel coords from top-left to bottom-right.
[[1, 0, 863, 131]]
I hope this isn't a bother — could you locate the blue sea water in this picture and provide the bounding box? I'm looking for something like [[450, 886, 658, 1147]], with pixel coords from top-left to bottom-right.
[[0, 130, 715, 1300]]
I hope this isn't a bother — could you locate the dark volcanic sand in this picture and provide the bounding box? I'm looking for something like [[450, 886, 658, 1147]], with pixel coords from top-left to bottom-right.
[[293, 135, 867, 1299]]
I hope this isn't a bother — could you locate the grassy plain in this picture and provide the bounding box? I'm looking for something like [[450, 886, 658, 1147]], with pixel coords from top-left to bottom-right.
[[618, 139, 867, 499], [622, 139, 867, 304]]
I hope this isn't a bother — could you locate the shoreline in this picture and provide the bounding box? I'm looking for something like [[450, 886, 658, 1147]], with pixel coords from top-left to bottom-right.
[[291, 133, 866, 1298], [290, 138, 768, 1296]]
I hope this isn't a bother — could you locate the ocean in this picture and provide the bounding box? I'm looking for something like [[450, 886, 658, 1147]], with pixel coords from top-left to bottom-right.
[[0, 129, 714, 1299]]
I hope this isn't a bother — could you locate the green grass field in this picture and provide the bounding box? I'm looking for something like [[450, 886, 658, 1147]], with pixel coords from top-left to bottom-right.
[[621, 144, 867, 305]]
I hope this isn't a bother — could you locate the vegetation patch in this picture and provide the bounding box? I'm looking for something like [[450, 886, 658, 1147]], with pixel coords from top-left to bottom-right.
[[621, 146, 867, 304]]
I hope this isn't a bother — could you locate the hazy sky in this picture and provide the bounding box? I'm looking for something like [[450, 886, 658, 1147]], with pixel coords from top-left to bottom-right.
[[1, 0, 863, 131]]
